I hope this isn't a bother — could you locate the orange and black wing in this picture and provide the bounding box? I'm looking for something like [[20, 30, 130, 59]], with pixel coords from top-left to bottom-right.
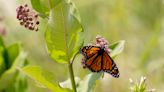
[[81, 46, 100, 59], [87, 54, 102, 72], [81, 46, 102, 72], [102, 51, 119, 78], [81, 46, 119, 78]]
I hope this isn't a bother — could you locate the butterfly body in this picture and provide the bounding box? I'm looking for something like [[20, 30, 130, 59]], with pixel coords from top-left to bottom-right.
[[80, 46, 120, 78]]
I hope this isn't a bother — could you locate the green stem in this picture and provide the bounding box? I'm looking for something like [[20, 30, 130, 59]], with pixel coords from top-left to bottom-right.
[[68, 52, 79, 92], [68, 62, 77, 92]]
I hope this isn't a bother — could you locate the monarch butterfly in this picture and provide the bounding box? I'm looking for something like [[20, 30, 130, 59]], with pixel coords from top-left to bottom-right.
[[80, 46, 120, 78]]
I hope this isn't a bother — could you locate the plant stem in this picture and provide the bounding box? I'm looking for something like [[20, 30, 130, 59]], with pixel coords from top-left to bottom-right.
[[68, 52, 79, 92], [68, 62, 77, 92]]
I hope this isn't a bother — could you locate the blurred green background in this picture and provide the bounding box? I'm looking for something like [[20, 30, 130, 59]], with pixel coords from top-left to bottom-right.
[[0, 0, 164, 92]]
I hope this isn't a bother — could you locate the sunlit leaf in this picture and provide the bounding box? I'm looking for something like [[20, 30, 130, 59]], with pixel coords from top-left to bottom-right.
[[45, 0, 83, 63], [20, 66, 72, 92]]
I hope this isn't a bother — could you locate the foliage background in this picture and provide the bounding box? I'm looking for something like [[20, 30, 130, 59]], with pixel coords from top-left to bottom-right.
[[0, 0, 164, 92]]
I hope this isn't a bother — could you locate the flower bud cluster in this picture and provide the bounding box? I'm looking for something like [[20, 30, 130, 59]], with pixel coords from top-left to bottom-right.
[[95, 35, 111, 53], [16, 4, 39, 31]]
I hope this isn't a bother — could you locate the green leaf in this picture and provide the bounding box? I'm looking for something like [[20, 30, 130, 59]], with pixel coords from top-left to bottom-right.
[[5, 43, 20, 69], [0, 39, 28, 91], [20, 66, 72, 92], [67, 0, 81, 22], [45, 0, 83, 63], [30, 0, 48, 18], [31, 0, 47, 13], [109, 40, 125, 57], [5, 71, 28, 92], [0, 37, 5, 75], [14, 66, 28, 92], [0, 51, 27, 90], [0, 46, 5, 76], [77, 72, 103, 92], [30, 0, 62, 18]]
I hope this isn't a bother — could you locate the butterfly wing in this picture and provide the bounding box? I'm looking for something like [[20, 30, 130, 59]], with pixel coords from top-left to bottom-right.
[[81, 46, 119, 78], [85, 53, 98, 67], [102, 51, 119, 78], [81, 46, 100, 59], [88, 55, 102, 72], [81, 46, 102, 72]]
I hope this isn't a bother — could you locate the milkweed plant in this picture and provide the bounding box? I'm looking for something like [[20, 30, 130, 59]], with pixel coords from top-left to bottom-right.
[[129, 76, 155, 92], [14, 0, 154, 92]]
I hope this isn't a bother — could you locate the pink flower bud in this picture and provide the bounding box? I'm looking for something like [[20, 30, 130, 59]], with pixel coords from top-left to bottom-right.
[[16, 4, 39, 31]]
